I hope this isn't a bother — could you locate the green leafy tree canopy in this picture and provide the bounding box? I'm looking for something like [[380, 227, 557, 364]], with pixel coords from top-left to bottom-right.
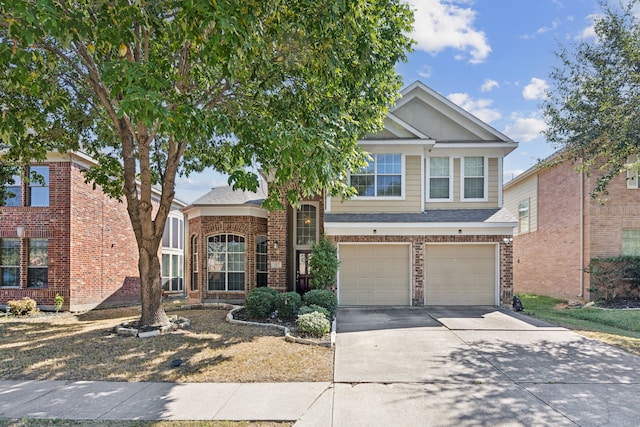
[[0, 0, 413, 327], [543, 0, 640, 194]]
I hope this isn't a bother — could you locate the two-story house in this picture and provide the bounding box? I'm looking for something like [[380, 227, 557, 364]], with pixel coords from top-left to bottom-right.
[[182, 82, 518, 307], [0, 151, 185, 311], [504, 153, 640, 301]]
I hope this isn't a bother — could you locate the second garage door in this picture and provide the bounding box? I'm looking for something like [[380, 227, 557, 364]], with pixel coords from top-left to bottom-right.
[[425, 244, 496, 305], [338, 244, 410, 305]]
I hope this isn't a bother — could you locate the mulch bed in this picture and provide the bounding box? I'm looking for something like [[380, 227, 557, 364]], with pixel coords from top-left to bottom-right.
[[597, 297, 640, 309]]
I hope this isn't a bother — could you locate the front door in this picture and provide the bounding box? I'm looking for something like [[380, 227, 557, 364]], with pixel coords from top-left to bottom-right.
[[296, 250, 312, 295]]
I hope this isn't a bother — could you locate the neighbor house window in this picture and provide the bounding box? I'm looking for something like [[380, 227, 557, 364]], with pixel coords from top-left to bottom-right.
[[428, 157, 451, 200], [162, 254, 183, 292], [622, 230, 640, 256], [351, 153, 402, 197], [27, 239, 48, 288], [627, 155, 639, 189], [162, 216, 184, 249], [0, 239, 20, 287], [28, 166, 49, 207], [191, 235, 198, 291], [207, 234, 245, 291], [3, 174, 21, 207], [256, 235, 268, 287], [518, 199, 530, 234], [462, 156, 486, 200], [296, 204, 318, 246]]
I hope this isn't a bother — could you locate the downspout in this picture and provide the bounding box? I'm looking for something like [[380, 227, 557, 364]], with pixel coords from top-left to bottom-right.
[[579, 168, 585, 298]]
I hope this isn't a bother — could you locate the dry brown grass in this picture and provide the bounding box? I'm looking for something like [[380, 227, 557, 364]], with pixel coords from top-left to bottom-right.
[[577, 330, 640, 357], [0, 306, 333, 383]]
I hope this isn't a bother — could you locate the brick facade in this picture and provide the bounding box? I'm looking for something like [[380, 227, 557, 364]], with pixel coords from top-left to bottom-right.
[[508, 159, 640, 301], [0, 159, 143, 311]]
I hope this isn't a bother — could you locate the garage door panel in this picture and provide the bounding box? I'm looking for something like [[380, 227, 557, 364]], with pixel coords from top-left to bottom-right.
[[426, 245, 496, 305], [339, 244, 410, 306]]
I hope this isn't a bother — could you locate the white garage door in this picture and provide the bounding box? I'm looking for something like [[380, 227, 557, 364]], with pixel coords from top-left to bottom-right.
[[338, 244, 410, 305], [426, 244, 496, 305]]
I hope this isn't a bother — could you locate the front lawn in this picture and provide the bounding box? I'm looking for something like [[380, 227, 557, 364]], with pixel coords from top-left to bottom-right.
[[519, 294, 640, 355], [0, 305, 333, 383]]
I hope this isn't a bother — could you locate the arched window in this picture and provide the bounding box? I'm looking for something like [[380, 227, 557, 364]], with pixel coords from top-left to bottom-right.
[[256, 235, 267, 287], [207, 234, 245, 291]]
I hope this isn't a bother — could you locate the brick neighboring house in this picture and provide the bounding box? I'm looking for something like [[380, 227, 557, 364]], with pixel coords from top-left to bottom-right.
[[0, 151, 185, 312], [503, 153, 640, 301], [183, 81, 519, 307]]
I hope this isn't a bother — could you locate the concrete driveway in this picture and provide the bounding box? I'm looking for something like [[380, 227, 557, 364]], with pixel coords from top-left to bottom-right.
[[324, 306, 640, 427]]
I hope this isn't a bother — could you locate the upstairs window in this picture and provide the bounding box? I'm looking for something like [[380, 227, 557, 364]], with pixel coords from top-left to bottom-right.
[[351, 153, 402, 197], [462, 157, 486, 200], [162, 215, 184, 249], [28, 166, 49, 207], [428, 157, 451, 200], [0, 239, 20, 287], [518, 199, 530, 234], [296, 204, 318, 246], [627, 156, 639, 189], [3, 174, 21, 207]]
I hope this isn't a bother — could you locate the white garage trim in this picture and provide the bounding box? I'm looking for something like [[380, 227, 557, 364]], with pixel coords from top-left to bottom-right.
[[337, 242, 412, 306], [425, 243, 499, 306]]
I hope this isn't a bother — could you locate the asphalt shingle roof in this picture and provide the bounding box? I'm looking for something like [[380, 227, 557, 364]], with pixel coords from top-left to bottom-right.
[[324, 208, 517, 224], [190, 182, 267, 206]]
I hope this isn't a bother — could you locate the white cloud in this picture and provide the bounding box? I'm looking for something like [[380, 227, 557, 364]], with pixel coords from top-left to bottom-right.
[[480, 79, 499, 92], [503, 113, 546, 142], [418, 65, 433, 78], [407, 0, 491, 64], [522, 78, 549, 100], [576, 13, 601, 40], [447, 92, 501, 123]]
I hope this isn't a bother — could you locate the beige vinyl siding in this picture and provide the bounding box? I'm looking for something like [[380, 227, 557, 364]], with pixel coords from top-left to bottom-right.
[[504, 173, 538, 235], [425, 157, 500, 210], [331, 155, 422, 213]]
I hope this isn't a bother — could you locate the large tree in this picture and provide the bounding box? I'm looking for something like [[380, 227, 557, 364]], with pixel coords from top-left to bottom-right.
[[0, 0, 413, 327], [543, 0, 640, 194]]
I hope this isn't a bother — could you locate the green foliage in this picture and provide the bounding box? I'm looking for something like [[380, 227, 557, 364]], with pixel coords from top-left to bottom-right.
[[296, 311, 330, 338], [274, 291, 303, 320], [244, 287, 278, 319], [303, 289, 338, 318], [0, 0, 413, 327], [520, 294, 640, 336], [54, 293, 64, 313], [543, 0, 640, 195], [298, 304, 331, 320], [7, 297, 38, 316], [309, 237, 339, 290], [587, 256, 640, 301]]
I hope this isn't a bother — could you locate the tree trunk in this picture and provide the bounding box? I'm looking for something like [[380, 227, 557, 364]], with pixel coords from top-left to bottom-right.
[[139, 244, 170, 327]]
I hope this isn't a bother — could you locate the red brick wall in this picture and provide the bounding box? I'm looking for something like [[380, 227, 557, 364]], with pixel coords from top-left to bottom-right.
[[188, 214, 267, 303]]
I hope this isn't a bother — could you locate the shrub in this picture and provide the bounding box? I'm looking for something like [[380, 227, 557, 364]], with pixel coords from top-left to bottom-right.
[[54, 294, 64, 313], [309, 236, 339, 289], [274, 292, 303, 320], [7, 297, 38, 316], [298, 304, 331, 320], [303, 289, 337, 318], [244, 287, 278, 319], [296, 312, 330, 338], [588, 256, 640, 301]]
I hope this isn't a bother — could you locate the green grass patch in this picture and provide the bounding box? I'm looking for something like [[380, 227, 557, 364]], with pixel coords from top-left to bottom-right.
[[519, 294, 640, 338]]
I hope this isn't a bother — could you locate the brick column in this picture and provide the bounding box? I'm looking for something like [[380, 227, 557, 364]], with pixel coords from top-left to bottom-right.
[[267, 204, 288, 291], [413, 241, 424, 306], [500, 239, 514, 305]]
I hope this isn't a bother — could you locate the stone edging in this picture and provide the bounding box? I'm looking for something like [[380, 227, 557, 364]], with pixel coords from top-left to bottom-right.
[[225, 305, 336, 348]]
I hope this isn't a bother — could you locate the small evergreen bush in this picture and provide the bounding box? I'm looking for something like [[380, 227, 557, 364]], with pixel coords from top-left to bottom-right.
[[309, 237, 339, 289], [244, 287, 278, 318], [274, 291, 302, 319], [303, 289, 337, 318], [298, 304, 331, 320], [296, 311, 330, 337], [7, 297, 38, 316]]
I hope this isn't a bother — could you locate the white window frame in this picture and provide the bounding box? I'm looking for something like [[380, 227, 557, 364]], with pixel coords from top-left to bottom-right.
[[518, 199, 530, 234], [627, 155, 639, 189], [350, 153, 405, 199], [427, 156, 453, 202], [207, 234, 245, 292], [461, 156, 488, 202], [294, 202, 319, 249]]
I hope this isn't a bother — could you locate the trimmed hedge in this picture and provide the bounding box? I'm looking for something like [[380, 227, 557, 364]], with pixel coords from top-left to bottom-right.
[[7, 297, 38, 316], [588, 256, 640, 301], [274, 291, 302, 319], [303, 289, 337, 318], [298, 304, 331, 320], [244, 287, 278, 318]]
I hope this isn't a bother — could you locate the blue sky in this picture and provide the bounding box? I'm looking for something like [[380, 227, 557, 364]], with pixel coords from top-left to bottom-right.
[[175, 0, 608, 203]]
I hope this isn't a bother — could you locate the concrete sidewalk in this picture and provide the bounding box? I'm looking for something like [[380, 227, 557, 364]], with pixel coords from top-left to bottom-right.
[[0, 380, 331, 423]]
